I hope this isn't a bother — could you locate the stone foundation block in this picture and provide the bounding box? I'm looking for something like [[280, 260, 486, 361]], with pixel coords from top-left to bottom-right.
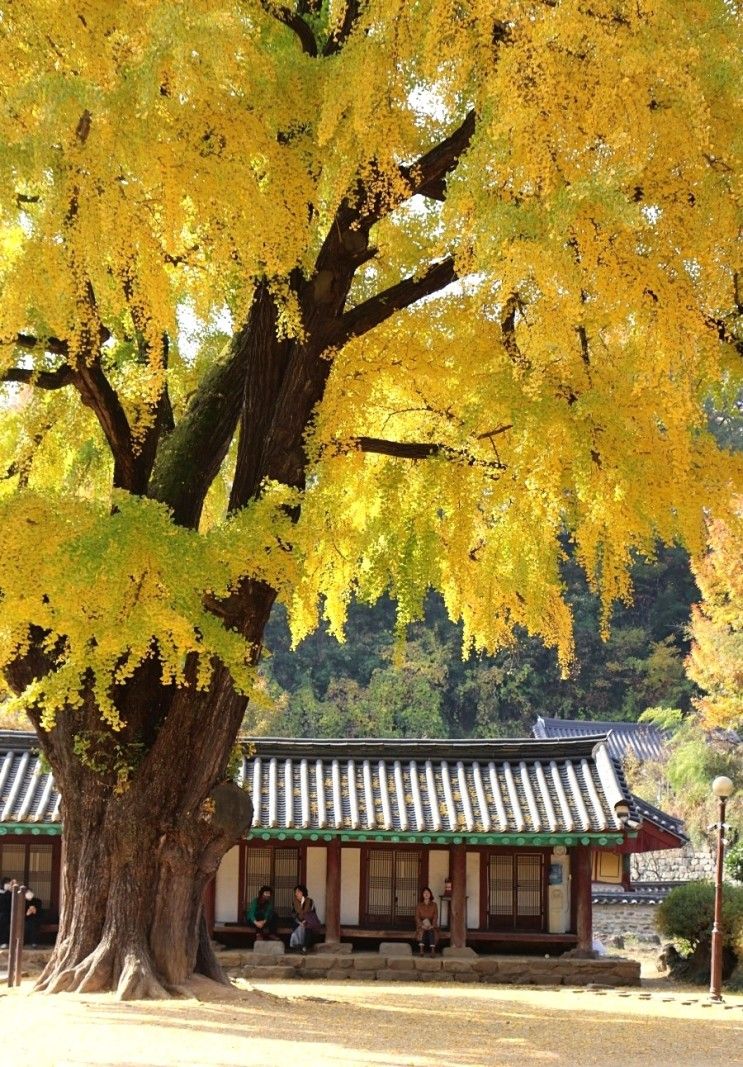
[[352, 955, 384, 971], [316, 942, 353, 954], [379, 942, 412, 956], [389, 957, 422, 970], [253, 940, 285, 956], [454, 972, 483, 982], [413, 958, 443, 971], [252, 953, 293, 967], [474, 959, 501, 975], [442, 959, 477, 973], [443, 946, 477, 957], [249, 966, 297, 979], [302, 955, 338, 971], [379, 970, 418, 981], [418, 971, 455, 982]]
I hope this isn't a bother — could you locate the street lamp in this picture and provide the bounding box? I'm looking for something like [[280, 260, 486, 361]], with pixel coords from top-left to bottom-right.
[[710, 775, 735, 1002]]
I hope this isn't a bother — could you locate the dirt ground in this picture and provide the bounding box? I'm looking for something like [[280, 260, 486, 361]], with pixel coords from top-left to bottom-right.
[[2, 968, 742, 1067]]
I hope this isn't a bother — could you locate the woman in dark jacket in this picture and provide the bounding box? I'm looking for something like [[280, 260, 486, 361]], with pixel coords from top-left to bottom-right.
[[290, 883, 321, 953]]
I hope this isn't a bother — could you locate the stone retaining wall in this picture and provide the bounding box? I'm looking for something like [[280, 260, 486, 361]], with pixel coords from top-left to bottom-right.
[[593, 902, 661, 942], [222, 950, 640, 987], [1, 946, 641, 988], [631, 844, 717, 883]]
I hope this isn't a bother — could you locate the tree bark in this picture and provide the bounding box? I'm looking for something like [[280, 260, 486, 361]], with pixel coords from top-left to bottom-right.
[[35, 681, 255, 999]]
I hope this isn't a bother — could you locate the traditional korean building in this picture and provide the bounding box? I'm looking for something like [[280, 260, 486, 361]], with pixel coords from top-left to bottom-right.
[[0, 730, 686, 953]]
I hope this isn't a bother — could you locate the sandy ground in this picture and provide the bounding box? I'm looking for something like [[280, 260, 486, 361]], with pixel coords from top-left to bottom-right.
[[2, 970, 742, 1067]]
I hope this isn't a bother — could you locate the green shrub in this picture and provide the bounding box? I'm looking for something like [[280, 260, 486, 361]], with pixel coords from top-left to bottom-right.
[[656, 880, 743, 952], [725, 840, 743, 884]]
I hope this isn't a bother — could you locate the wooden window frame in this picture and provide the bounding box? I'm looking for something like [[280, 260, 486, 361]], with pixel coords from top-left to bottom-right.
[[358, 843, 430, 930], [0, 835, 62, 917], [477, 846, 550, 933], [237, 840, 306, 921]]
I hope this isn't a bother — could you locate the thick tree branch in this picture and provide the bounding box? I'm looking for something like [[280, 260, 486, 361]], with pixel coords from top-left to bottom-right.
[[501, 292, 530, 371], [330, 258, 457, 348], [349, 436, 507, 472], [322, 0, 361, 56], [149, 329, 252, 527], [13, 333, 69, 356], [1, 364, 75, 389], [401, 110, 476, 203], [259, 0, 318, 56], [324, 110, 476, 258]]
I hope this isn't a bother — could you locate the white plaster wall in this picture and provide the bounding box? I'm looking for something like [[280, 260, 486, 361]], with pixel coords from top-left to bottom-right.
[[428, 849, 449, 898], [340, 847, 361, 924], [215, 845, 240, 923], [466, 851, 480, 930], [306, 846, 327, 922]]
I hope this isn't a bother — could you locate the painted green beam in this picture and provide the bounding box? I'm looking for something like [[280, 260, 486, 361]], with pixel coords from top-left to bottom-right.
[[0, 823, 62, 836], [247, 827, 629, 847]]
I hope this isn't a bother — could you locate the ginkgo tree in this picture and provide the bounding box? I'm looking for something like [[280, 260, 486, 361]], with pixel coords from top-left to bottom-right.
[[687, 504, 743, 731], [0, 0, 741, 998]]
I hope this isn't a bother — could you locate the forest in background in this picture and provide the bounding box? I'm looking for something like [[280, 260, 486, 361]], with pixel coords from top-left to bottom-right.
[[249, 400, 741, 744], [250, 545, 700, 739]]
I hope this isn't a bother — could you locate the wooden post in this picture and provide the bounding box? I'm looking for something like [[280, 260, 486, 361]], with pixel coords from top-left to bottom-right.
[[573, 846, 593, 955], [7, 884, 26, 988], [324, 838, 341, 944], [449, 844, 467, 949], [57, 834, 66, 919]]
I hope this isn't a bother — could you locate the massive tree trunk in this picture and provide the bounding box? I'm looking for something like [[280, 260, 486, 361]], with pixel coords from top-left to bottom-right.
[[33, 677, 257, 998], [22, 586, 276, 999]]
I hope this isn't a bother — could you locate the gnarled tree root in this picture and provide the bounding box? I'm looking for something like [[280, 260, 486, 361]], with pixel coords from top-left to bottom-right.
[[36, 940, 171, 1000]]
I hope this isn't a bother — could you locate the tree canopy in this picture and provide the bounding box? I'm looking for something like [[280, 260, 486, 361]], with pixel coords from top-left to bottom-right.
[[1, 1, 741, 729]]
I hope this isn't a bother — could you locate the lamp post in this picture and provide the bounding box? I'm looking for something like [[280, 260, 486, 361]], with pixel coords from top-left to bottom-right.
[[710, 775, 735, 1002]]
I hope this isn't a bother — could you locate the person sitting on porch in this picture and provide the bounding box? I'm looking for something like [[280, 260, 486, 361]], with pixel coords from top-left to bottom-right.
[[289, 883, 322, 954], [415, 887, 439, 956], [245, 885, 279, 940], [0, 877, 11, 948]]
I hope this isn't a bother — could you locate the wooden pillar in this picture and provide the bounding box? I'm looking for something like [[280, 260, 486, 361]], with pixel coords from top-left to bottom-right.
[[58, 834, 66, 918], [449, 843, 467, 949], [324, 838, 341, 944], [573, 845, 593, 954]]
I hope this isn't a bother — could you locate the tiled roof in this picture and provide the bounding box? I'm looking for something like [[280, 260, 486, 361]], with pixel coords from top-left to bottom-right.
[[0, 731, 684, 848], [0, 733, 60, 827], [533, 717, 667, 763], [592, 882, 682, 905], [631, 795, 686, 840], [238, 735, 635, 842]]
